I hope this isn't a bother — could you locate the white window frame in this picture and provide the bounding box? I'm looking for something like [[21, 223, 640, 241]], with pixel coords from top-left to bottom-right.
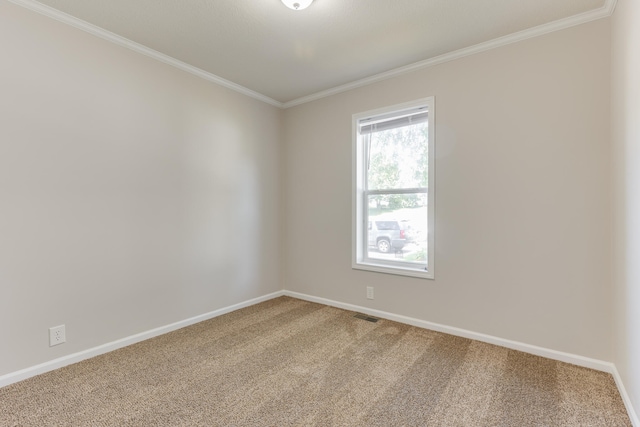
[[352, 97, 435, 279]]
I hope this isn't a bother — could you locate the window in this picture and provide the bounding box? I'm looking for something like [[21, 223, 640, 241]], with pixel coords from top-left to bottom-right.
[[352, 98, 435, 279]]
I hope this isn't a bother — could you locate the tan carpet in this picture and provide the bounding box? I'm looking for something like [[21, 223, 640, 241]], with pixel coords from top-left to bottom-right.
[[0, 296, 631, 426]]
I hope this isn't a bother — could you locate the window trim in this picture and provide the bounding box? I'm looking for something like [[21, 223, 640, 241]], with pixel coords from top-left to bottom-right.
[[352, 97, 435, 279]]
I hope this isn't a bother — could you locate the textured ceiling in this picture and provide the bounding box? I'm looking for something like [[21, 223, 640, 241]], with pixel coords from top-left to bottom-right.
[[23, 0, 609, 105]]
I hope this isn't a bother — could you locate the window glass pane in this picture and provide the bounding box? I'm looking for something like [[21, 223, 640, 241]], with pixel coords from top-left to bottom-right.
[[354, 97, 434, 278], [367, 194, 428, 265], [366, 122, 428, 191]]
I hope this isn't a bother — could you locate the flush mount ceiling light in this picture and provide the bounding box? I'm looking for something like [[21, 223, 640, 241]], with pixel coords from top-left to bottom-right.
[[281, 0, 313, 10]]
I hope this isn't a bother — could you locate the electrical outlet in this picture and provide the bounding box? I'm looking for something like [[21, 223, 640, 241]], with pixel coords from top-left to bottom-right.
[[49, 325, 66, 347], [366, 286, 374, 300]]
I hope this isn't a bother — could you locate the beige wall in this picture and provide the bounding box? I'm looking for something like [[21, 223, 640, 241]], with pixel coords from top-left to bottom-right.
[[0, 2, 281, 376], [612, 0, 640, 417], [283, 19, 613, 361]]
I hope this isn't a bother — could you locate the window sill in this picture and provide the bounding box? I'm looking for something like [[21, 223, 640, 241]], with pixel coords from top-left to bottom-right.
[[352, 261, 434, 280]]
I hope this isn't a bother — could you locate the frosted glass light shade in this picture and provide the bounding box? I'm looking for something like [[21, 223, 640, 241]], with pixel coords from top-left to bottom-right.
[[281, 0, 313, 10]]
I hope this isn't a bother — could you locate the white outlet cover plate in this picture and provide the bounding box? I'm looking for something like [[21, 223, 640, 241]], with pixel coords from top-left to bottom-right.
[[49, 325, 66, 346]]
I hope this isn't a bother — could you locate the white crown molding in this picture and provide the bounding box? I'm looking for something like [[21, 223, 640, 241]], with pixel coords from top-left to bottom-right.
[[282, 0, 618, 108], [8, 0, 618, 109], [6, 0, 284, 108]]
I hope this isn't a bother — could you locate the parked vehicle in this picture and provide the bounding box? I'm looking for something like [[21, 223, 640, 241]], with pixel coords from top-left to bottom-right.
[[368, 219, 412, 253]]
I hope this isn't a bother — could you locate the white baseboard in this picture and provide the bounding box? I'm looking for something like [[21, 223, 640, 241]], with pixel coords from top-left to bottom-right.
[[285, 290, 640, 425], [284, 291, 613, 371], [611, 366, 640, 426], [0, 290, 285, 388], [2, 288, 637, 426]]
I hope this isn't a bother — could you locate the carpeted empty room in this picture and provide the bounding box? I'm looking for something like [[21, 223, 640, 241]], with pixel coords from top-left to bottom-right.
[[2, 0, 640, 425], [0, 297, 632, 426]]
